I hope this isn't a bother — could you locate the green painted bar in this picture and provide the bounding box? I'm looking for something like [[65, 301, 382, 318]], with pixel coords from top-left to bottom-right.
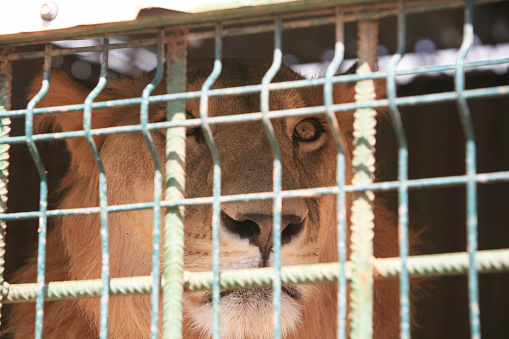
[[455, 1, 481, 338], [260, 17, 284, 339], [83, 39, 110, 339], [3, 170, 509, 223], [323, 8, 347, 339], [0, 46, 12, 330], [349, 19, 379, 339], [2, 249, 508, 303], [2, 64, 509, 120], [197, 23, 223, 339], [0, 1, 508, 338], [140, 30, 164, 339], [26, 44, 52, 339], [163, 28, 188, 339], [386, 1, 411, 338], [0, 112, 8, 331]]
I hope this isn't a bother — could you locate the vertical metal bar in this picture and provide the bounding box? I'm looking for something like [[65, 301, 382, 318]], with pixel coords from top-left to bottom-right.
[[198, 23, 223, 339], [26, 44, 52, 339], [455, 1, 480, 338], [387, 1, 411, 338], [0, 48, 12, 110], [140, 30, 165, 339], [261, 17, 283, 339], [83, 39, 110, 339], [0, 46, 13, 330], [323, 8, 347, 339], [0, 109, 8, 330], [163, 28, 188, 339], [349, 19, 378, 339]]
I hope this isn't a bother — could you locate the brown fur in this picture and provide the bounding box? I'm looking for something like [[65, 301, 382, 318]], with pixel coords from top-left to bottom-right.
[[6, 59, 405, 338]]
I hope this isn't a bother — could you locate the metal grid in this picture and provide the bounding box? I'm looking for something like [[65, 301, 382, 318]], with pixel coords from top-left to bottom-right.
[[0, 0, 509, 338]]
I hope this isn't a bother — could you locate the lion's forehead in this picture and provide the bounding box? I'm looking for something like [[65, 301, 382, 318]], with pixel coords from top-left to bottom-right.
[[207, 89, 305, 116]]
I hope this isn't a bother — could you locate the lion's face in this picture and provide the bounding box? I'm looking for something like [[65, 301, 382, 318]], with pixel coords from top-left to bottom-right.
[[178, 60, 345, 338], [30, 59, 359, 338], [107, 60, 349, 338]]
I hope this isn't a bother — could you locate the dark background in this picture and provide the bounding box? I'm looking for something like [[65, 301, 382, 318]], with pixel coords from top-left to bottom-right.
[[4, 1, 509, 337]]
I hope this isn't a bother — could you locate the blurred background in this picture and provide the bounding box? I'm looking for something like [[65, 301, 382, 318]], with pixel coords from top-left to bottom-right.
[[5, 1, 509, 337]]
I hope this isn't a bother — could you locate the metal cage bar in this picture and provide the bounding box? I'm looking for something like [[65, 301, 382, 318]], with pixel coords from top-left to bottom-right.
[[198, 23, 223, 339], [2, 170, 509, 222], [25, 44, 52, 339], [83, 39, 110, 339], [455, 1, 481, 338], [3, 248, 508, 303], [0, 1, 508, 338], [260, 17, 283, 339], [386, 1, 411, 338], [0, 112, 7, 330], [163, 28, 188, 339], [2, 61, 509, 121], [139, 30, 165, 339], [323, 8, 347, 339], [1, 0, 503, 48], [0, 46, 12, 331], [349, 19, 379, 339]]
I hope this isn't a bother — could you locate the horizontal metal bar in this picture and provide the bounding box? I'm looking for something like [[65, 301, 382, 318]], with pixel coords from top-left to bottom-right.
[[3, 170, 509, 221], [1, 84, 508, 145], [8, 38, 161, 61], [194, 0, 503, 42], [0, 0, 502, 47], [4, 17, 341, 61], [2, 276, 152, 303], [373, 249, 509, 279], [3, 249, 508, 303], [189, 249, 509, 287], [1, 58, 508, 120]]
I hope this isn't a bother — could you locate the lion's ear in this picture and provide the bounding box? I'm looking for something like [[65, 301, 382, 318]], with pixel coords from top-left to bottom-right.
[[30, 70, 118, 176]]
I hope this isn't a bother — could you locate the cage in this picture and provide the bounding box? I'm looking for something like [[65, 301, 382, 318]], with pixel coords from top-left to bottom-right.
[[1, 0, 509, 338]]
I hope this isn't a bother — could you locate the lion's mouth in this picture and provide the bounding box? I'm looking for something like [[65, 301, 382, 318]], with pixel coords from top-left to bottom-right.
[[202, 286, 301, 304]]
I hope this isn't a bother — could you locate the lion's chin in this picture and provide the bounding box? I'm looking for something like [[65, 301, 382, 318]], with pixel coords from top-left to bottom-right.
[[188, 288, 303, 339]]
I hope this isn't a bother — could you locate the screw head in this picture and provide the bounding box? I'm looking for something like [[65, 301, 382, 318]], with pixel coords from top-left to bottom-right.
[[40, 1, 58, 21]]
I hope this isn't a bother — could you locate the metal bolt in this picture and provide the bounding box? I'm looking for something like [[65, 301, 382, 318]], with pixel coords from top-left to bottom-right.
[[40, 1, 58, 21]]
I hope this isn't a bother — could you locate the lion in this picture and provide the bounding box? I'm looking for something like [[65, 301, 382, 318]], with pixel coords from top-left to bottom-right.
[[5, 58, 403, 338]]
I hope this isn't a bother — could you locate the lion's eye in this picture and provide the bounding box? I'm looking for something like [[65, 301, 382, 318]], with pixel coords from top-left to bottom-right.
[[156, 111, 198, 137], [294, 119, 322, 142]]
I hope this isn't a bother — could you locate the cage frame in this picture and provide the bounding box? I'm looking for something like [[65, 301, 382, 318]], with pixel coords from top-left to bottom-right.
[[1, 0, 509, 338]]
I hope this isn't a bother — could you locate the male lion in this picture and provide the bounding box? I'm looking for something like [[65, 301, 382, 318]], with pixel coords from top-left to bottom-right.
[[6, 59, 401, 338]]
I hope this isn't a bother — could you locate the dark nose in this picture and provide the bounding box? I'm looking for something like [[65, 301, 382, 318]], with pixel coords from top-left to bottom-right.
[[221, 212, 305, 262]]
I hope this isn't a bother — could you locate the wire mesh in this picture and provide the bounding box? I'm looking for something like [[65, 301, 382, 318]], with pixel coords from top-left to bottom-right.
[[323, 8, 347, 339], [83, 39, 111, 339], [141, 30, 164, 339], [198, 23, 223, 339], [455, 2, 481, 337], [0, 1, 508, 338], [386, 1, 410, 337], [25, 44, 51, 339]]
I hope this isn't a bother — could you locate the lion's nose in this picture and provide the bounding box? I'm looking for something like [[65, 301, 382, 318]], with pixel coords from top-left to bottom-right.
[[221, 212, 305, 262]]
